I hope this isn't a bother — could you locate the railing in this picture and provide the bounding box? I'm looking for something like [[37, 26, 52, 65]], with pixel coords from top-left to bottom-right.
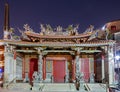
[[84, 83, 91, 91], [6, 77, 17, 89]]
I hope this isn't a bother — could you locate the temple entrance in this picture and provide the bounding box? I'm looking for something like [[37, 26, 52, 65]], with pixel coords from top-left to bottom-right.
[[95, 57, 102, 82], [81, 58, 90, 82], [29, 58, 38, 82], [53, 60, 65, 83]]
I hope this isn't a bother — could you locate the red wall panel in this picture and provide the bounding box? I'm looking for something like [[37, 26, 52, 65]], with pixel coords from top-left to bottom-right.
[[53, 60, 65, 83], [81, 58, 90, 82], [29, 58, 38, 82]]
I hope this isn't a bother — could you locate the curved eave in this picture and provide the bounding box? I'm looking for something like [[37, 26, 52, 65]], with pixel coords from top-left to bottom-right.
[[0, 40, 115, 47], [0, 40, 6, 46], [25, 32, 91, 39]]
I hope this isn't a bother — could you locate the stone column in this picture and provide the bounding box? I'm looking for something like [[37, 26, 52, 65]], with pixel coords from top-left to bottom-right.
[[13, 50, 17, 83], [4, 53, 10, 83], [75, 49, 80, 80], [75, 55, 80, 79], [101, 46, 107, 82], [4, 45, 14, 83], [38, 51, 43, 82], [102, 54, 105, 82], [65, 60, 69, 83], [108, 45, 115, 84], [75, 49, 81, 90]]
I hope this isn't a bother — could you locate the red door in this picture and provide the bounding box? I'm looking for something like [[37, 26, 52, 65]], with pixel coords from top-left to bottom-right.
[[53, 60, 65, 83], [81, 58, 89, 82], [29, 58, 38, 82]]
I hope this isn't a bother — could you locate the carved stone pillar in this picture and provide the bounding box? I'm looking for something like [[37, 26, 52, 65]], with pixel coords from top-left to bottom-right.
[[108, 45, 115, 84], [38, 51, 43, 82], [75, 48, 80, 80], [4, 53, 10, 82], [101, 54, 105, 82], [13, 57, 16, 83], [13, 48, 17, 83], [101, 46, 106, 82], [75, 49, 81, 91], [75, 55, 80, 78], [65, 60, 69, 83], [4, 45, 15, 83]]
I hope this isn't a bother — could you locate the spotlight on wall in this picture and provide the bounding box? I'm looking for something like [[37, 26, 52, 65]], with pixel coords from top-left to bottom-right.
[[115, 55, 120, 61], [102, 25, 106, 30]]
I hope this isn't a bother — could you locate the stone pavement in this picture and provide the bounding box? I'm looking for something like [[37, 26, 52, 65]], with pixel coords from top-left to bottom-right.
[[0, 83, 107, 92], [43, 83, 76, 91], [84, 83, 106, 92], [0, 88, 31, 92]]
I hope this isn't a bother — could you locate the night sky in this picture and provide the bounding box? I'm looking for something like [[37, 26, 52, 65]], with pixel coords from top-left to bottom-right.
[[0, 0, 120, 38]]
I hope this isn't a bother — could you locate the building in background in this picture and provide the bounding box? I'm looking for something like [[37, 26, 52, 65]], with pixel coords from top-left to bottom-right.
[[104, 20, 120, 85]]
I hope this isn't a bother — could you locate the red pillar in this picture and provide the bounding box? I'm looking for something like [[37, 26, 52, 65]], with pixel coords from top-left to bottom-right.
[[72, 60, 75, 81], [22, 56, 25, 78]]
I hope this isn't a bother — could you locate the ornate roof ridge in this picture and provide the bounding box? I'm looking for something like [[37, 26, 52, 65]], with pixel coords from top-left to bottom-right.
[[0, 39, 115, 45], [25, 31, 92, 38]]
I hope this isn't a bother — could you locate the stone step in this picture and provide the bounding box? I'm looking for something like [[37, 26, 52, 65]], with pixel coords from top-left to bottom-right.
[[84, 83, 106, 92], [32, 83, 76, 91], [8, 83, 31, 90]]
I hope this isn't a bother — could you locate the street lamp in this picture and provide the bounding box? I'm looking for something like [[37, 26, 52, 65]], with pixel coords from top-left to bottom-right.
[[115, 55, 120, 61]]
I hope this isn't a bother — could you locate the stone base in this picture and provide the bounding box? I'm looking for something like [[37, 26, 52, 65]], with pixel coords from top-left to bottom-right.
[[32, 83, 76, 91], [32, 83, 44, 91]]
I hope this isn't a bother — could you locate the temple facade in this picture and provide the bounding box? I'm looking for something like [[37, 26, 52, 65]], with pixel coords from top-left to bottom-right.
[[0, 3, 117, 91], [0, 23, 116, 86]]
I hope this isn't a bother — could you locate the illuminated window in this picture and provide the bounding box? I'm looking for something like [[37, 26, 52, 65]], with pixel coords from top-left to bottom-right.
[[111, 26, 116, 30]]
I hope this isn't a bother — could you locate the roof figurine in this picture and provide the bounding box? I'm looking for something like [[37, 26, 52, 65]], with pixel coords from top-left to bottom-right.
[[56, 26, 62, 32], [40, 24, 46, 35], [40, 24, 54, 35], [66, 24, 74, 35], [84, 25, 94, 34], [73, 24, 79, 35], [24, 24, 33, 32], [66, 24, 79, 35], [46, 24, 53, 34]]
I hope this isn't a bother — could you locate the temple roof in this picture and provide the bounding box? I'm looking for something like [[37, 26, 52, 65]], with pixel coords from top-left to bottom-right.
[[1, 24, 116, 47], [0, 40, 115, 47], [24, 31, 92, 39], [19, 24, 95, 43]]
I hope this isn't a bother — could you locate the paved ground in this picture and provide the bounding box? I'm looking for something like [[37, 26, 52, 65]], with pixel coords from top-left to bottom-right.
[[0, 83, 108, 92], [0, 88, 24, 92], [0, 87, 80, 92]]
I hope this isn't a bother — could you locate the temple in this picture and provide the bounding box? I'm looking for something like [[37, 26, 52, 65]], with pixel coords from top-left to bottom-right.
[[0, 3, 118, 91]]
